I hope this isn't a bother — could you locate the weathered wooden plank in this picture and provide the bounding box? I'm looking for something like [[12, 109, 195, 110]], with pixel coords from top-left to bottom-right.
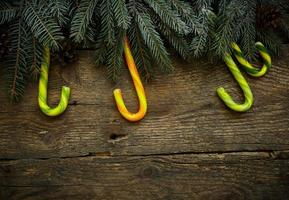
[[0, 49, 289, 159], [1, 51, 289, 112], [1, 152, 289, 199]]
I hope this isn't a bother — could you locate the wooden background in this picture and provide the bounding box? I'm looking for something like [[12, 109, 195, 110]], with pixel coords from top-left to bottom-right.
[[1, 48, 289, 200]]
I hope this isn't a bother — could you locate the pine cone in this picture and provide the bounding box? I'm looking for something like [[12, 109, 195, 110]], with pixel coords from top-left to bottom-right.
[[54, 39, 78, 66], [256, 5, 281, 29]]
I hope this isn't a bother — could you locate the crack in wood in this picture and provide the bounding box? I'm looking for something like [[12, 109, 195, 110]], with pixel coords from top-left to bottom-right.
[[1, 149, 289, 162], [109, 133, 128, 141]]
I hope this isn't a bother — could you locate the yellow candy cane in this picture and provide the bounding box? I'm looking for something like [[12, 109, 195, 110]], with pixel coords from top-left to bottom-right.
[[231, 42, 272, 77], [113, 36, 147, 122], [38, 47, 71, 116], [217, 53, 254, 112]]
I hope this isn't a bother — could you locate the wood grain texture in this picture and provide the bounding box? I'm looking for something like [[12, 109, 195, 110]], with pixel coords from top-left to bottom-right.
[[1, 50, 289, 159], [1, 47, 289, 199], [1, 152, 289, 200]]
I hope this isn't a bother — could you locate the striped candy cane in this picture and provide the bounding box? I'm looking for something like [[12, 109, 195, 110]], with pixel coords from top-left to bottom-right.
[[217, 53, 254, 112], [38, 47, 71, 116], [113, 36, 147, 122], [231, 42, 272, 77]]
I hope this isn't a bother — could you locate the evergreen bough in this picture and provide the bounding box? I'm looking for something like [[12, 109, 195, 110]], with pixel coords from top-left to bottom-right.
[[189, 0, 289, 59], [70, 0, 192, 81], [0, 0, 69, 102], [0, 0, 288, 102]]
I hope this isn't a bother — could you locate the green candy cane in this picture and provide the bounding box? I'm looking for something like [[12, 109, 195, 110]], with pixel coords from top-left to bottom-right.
[[217, 53, 254, 112], [38, 47, 71, 116], [231, 42, 272, 77]]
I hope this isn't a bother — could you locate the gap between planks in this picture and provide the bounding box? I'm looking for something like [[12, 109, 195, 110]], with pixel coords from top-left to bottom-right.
[[1, 149, 289, 162]]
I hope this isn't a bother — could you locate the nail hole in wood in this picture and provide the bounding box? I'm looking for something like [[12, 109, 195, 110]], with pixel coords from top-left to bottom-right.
[[109, 133, 127, 140]]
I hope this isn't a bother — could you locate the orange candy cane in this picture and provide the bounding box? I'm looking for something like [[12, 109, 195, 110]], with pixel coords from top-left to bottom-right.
[[113, 36, 147, 122]]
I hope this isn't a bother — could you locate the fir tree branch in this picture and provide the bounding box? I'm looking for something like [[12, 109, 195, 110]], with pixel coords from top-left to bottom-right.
[[128, 22, 154, 81], [23, 1, 63, 50], [212, 0, 245, 58], [29, 37, 43, 80], [190, 8, 214, 57], [239, 1, 256, 60], [100, 0, 116, 45], [0, 1, 17, 25], [4, 18, 28, 102], [194, 0, 213, 10], [112, 0, 131, 30], [136, 12, 173, 72], [70, 0, 98, 43], [168, 0, 198, 34], [105, 30, 126, 81], [144, 0, 189, 35], [127, 0, 148, 16], [47, 0, 70, 27], [157, 14, 189, 59], [94, 30, 109, 67]]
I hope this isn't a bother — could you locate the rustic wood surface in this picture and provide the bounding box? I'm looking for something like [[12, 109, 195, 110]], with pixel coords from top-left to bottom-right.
[[1, 48, 289, 199]]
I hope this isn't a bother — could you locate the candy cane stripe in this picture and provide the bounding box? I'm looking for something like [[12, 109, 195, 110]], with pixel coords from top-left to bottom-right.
[[38, 47, 71, 117], [231, 42, 271, 77], [113, 36, 147, 122], [217, 53, 254, 112]]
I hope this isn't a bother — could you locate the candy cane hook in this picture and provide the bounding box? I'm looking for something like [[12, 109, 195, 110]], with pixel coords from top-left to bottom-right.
[[231, 42, 271, 77], [217, 53, 254, 112], [113, 37, 147, 122], [38, 47, 71, 116]]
